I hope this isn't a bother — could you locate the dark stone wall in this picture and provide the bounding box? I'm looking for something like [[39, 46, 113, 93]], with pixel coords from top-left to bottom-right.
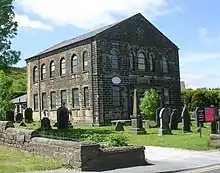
[[95, 14, 180, 123], [26, 13, 180, 125], [0, 121, 146, 171], [26, 39, 98, 124]]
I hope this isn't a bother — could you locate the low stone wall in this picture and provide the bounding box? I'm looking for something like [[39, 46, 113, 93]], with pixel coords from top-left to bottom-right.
[[209, 134, 220, 148], [0, 121, 147, 171]]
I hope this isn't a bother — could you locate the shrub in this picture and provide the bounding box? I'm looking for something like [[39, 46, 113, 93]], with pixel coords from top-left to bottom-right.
[[181, 89, 220, 111], [81, 133, 129, 148], [100, 135, 129, 148], [140, 88, 159, 120]]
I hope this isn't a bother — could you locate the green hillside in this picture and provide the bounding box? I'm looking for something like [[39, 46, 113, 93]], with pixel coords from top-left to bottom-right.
[[5, 67, 27, 98]]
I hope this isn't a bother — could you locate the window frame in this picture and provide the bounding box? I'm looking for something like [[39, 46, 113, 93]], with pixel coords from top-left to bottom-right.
[[60, 58, 66, 76], [163, 88, 170, 104], [41, 64, 46, 80], [60, 89, 67, 106], [33, 94, 38, 111], [111, 49, 119, 70], [112, 86, 120, 107], [83, 51, 89, 72], [50, 91, 56, 109], [129, 51, 135, 70], [137, 52, 146, 71], [42, 92, 47, 110], [33, 66, 38, 83], [149, 53, 155, 72], [72, 88, 79, 108], [50, 61, 55, 78], [83, 87, 89, 108], [162, 56, 169, 73], [71, 55, 78, 73]]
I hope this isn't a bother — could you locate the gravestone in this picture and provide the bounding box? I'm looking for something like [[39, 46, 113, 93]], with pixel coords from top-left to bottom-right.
[[24, 108, 33, 123], [156, 107, 162, 127], [181, 106, 192, 132], [210, 105, 218, 134], [158, 108, 172, 135], [170, 109, 179, 130], [115, 121, 124, 131], [56, 103, 69, 129], [16, 113, 23, 123], [130, 88, 146, 134], [41, 114, 52, 131], [195, 107, 204, 128], [6, 110, 14, 122]]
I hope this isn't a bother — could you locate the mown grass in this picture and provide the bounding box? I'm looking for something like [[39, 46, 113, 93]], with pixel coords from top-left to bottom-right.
[[15, 121, 213, 151], [0, 146, 62, 173]]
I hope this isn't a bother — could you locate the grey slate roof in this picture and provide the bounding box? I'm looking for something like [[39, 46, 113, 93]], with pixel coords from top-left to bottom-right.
[[26, 21, 120, 60], [11, 94, 27, 104], [25, 12, 178, 61]]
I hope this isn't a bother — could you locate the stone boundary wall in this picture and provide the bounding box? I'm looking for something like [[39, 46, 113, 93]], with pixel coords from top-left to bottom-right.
[[0, 121, 147, 171], [210, 134, 220, 148]]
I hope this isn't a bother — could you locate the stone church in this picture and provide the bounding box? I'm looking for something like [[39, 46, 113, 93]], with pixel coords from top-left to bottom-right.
[[25, 13, 181, 125]]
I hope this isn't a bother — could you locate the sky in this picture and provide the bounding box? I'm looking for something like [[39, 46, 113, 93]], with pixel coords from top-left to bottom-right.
[[11, 0, 220, 89]]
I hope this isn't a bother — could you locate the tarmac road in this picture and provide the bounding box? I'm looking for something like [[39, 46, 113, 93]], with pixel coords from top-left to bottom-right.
[[181, 165, 220, 173]]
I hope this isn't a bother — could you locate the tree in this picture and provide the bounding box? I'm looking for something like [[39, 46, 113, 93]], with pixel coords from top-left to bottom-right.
[[0, 70, 13, 120], [0, 0, 20, 70], [140, 88, 159, 120]]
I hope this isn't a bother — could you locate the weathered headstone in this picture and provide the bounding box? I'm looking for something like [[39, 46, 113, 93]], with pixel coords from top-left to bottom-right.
[[56, 103, 69, 129], [24, 108, 33, 123], [158, 108, 172, 135], [130, 89, 146, 134], [210, 105, 218, 134], [115, 121, 124, 131], [156, 107, 162, 127], [6, 110, 14, 122], [16, 113, 23, 123], [181, 106, 192, 132], [170, 109, 179, 130], [41, 117, 52, 131]]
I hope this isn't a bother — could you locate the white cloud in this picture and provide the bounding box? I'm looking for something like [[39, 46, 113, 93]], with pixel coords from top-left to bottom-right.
[[16, 0, 179, 30], [180, 52, 220, 63], [180, 52, 220, 89], [198, 27, 220, 45], [181, 72, 220, 89], [15, 13, 53, 31]]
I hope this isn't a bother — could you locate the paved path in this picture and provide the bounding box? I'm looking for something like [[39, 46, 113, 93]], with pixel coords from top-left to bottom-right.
[[22, 146, 220, 173]]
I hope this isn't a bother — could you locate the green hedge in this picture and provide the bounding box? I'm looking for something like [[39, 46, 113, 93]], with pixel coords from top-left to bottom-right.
[[181, 89, 220, 111]]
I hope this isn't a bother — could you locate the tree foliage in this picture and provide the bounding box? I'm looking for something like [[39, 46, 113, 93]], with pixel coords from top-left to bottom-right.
[[0, 70, 13, 120], [0, 0, 20, 70], [181, 89, 220, 111], [140, 88, 159, 120]]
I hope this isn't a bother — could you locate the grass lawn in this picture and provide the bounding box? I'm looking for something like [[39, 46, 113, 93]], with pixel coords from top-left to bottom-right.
[[14, 121, 213, 151], [0, 146, 62, 173]]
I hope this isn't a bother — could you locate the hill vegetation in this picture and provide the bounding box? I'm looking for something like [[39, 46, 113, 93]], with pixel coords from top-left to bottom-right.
[[5, 67, 27, 98]]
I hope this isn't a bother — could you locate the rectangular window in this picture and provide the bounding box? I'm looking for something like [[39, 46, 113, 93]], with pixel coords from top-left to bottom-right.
[[72, 88, 79, 108], [42, 92, 47, 110], [50, 91, 56, 109], [112, 86, 120, 106], [84, 87, 89, 107], [138, 58, 145, 70], [33, 94, 38, 111], [61, 90, 67, 106], [164, 88, 170, 104]]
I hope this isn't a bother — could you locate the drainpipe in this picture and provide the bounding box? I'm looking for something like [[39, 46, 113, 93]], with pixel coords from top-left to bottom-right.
[[90, 38, 96, 125], [38, 56, 42, 120]]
